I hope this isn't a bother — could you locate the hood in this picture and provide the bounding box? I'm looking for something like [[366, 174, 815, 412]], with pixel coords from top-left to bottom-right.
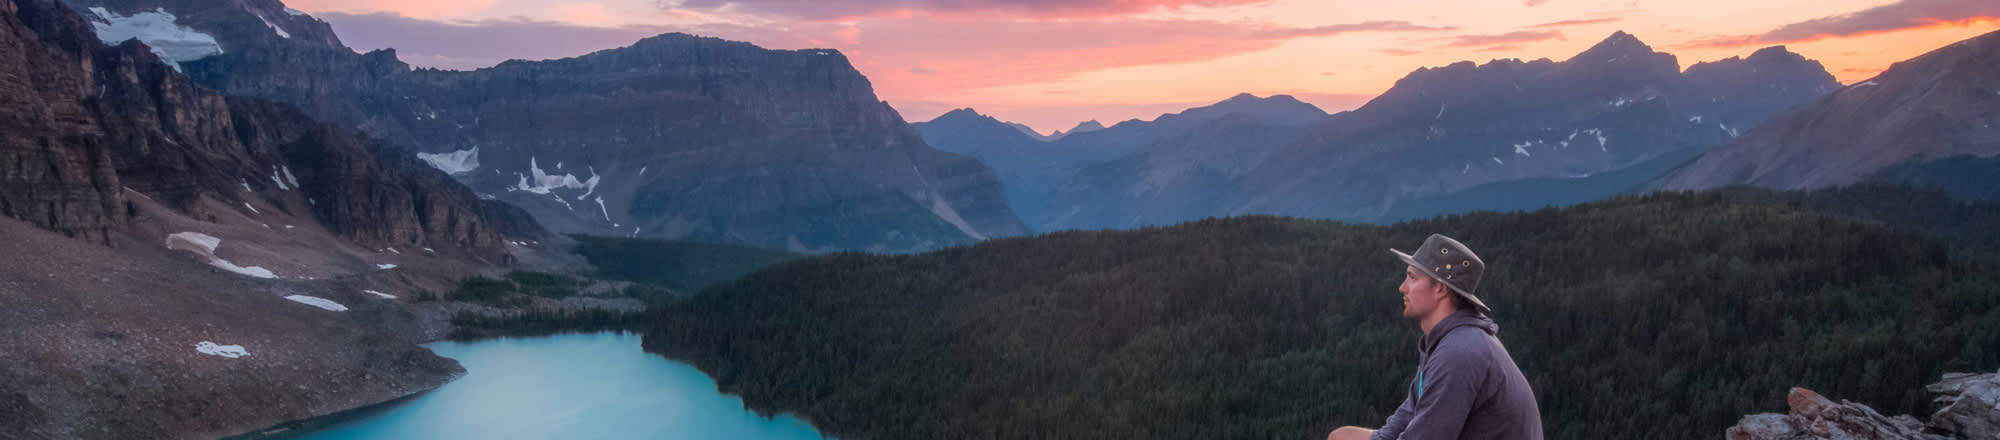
[[1422, 309, 1499, 355]]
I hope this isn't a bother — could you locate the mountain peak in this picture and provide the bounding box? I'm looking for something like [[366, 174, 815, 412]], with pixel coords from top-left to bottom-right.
[[1069, 120, 1107, 133], [936, 108, 987, 120], [1222, 92, 1262, 103], [1570, 31, 1656, 62], [1747, 45, 1807, 62]]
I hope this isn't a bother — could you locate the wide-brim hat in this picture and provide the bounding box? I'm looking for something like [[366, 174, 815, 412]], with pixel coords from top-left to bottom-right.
[[1390, 233, 1490, 312]]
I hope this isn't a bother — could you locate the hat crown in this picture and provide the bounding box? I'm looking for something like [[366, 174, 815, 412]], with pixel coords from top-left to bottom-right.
[[1411, 234, 1485, 305]]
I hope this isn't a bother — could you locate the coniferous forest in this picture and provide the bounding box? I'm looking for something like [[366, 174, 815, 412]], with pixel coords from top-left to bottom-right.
[[645, 188, 2000, 440]]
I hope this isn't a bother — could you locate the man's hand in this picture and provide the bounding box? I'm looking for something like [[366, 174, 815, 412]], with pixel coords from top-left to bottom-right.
[[1328, 426, 1376, 440]]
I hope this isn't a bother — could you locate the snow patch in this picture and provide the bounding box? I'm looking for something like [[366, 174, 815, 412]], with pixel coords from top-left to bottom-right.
[[923, 191, 987, 240], [255, 14, 289, 39], [376, 264, 397, 270], [284, 7, 307, 16], [1854, 81, 1879, 88], [594, 196, 614, 223], [1491, 157, 1505, 165], [241, 179, 252, 192], [576, 167, 604, 200], [282, 166, 300, 188], [1512, 141, 1533, 157], [513, 157, 597, 195], [167, 231, 220, 253], [365, 290, 396, 299], [84, 7, 223, 72], [1689, 116, 1704, 124], [195, 341, 249, 358], [284, 295, 347, 312], [243, 202, 259, 215], [637, 166, 647, 176], [1579, 128, 1609, 151], [386, 247, 400, 255], [1719, 123, 1740, 138], [270, 167, 289, 190], [418, 147, 480, 175]]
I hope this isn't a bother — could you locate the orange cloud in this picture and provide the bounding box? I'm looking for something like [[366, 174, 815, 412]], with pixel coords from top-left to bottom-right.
[[1438, 30, 1565, 48], [1529, 17, 1622, 28]]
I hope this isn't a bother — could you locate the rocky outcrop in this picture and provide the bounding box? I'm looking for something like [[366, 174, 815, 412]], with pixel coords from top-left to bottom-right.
[[67, 0, 1028, 252], [1727, 370, 2000, 440], [1659, 29, 2000, 191]]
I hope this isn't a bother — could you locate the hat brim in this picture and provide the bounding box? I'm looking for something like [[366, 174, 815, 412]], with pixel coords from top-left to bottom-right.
[[1391, 248, 1491, 312]]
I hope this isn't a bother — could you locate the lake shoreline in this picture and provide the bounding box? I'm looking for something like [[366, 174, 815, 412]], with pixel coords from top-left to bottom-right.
[[259, 331, 833, 440]]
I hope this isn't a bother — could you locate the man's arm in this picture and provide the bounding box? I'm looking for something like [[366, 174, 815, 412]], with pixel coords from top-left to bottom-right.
[[1368, 391, 1415, 440], [1392, 334, 1488, 440]]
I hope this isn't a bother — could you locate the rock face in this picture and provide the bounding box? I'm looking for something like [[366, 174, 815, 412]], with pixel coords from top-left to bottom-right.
[[1, 0, 529, 260], [67, 0, 1027, 252], [1659, 29, 2000, 191], [1216, 31, 1838, 222], [1727, 370, 2000, 440]]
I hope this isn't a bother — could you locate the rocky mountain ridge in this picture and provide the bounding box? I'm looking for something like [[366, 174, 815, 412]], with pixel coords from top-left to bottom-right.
[[1215, 31, 1837, 222], [1657, 28, 2000, 192], [916, 93, 1329, 230], [67, 0, 1028, 252]]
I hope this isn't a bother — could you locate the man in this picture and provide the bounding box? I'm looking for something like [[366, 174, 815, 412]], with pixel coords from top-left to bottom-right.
[[1327, 234, 1543, 440]]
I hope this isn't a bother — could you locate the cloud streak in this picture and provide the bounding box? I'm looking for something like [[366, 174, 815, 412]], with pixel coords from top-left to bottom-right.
[[1251, 20, 1456, 39], [1529, 17, 1621, 28], [1438, 30, 1565, 48], [673, 0, 1277, 20], [1681, 0, 1999, 48]]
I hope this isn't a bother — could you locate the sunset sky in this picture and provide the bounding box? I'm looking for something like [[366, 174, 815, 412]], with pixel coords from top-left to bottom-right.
[[282, 0, 1999, 132]]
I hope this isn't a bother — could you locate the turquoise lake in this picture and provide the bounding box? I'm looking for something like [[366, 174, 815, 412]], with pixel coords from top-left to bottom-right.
[[291, 332, 829, 440]]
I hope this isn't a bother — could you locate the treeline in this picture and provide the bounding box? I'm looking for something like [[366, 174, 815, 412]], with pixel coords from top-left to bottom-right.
[[447, 309, 646, 340], [646, 189, 2000, 440], [568, 234, 801, 294]]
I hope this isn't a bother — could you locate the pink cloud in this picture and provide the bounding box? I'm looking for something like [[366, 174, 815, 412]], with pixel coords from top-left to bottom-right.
[[1437, 30, 1565, 48], [283, 0, 498, 19], [673, 0, 1278, 21]]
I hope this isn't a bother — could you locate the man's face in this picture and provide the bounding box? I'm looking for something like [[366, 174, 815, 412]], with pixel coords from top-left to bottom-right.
[[1399, 266, 1445, 318]]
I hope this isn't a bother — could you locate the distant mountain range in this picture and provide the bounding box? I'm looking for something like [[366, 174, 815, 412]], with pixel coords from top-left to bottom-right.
[[916, 93, 1329, 230], [1655, 29, 2000, 192], [921, 32, 1842, 230], [66, 0, 1027, 253]]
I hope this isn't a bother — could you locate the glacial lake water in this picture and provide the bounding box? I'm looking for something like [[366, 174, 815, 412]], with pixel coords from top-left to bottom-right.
[[290, 332, 830, 440]]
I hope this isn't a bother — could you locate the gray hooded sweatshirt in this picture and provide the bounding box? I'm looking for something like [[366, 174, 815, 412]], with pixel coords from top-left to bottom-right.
[[1370, 310, 1543, 440]]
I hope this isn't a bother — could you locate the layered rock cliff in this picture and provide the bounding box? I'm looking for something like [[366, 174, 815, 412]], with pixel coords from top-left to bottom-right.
[[2, 0, 532, 260], [68, 0, 1028, 252]]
